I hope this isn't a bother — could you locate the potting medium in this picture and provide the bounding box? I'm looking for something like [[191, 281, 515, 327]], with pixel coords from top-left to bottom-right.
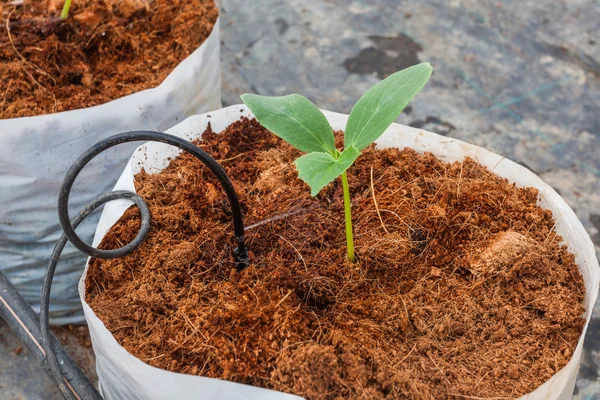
[[81, 105, 599, 399]]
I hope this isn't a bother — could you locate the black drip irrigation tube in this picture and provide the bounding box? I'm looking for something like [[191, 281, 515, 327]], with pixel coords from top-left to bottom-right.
[[0, 131, 249, 400]]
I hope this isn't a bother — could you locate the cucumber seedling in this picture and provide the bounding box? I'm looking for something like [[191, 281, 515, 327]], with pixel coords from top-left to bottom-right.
[[242, 62, 432, 262]]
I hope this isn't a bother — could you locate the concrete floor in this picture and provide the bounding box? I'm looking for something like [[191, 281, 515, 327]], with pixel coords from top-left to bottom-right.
[[0, 321, 97, 400], [1, 0, 598, 398]]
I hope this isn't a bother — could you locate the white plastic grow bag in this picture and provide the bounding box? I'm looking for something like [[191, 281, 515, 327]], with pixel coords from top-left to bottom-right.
[[82, 105, 599, 399], [0, 18, 221, 324]]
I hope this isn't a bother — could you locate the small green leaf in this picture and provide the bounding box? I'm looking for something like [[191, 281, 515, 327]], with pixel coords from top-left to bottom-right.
[[345, 62, 433, 151], [241, 93, 336, 155], [295, 147, 361, 196]]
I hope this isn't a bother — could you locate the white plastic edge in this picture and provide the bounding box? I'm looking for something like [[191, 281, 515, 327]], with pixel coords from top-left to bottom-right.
[[81, 104, 600, 400]]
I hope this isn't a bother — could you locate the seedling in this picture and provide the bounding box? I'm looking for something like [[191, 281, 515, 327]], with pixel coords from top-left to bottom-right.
[[242, 62, 432, 262], [60, 0, 73, 20]]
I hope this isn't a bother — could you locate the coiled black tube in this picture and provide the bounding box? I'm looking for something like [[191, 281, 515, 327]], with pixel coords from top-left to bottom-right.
[[40, 131, 249, 399]]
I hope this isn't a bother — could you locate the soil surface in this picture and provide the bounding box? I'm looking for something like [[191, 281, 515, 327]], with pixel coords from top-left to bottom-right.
[[0, 0, 217, 119], [86, 118, 586, 399]]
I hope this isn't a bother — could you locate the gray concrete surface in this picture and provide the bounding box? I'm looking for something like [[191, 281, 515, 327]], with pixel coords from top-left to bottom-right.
[[0, 321, 96, 400], [1, 0, 598, 398]]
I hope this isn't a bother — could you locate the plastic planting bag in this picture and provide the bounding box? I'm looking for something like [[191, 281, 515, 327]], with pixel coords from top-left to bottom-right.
[[0, 19, 221, 324], [83, 105, 599, 399]]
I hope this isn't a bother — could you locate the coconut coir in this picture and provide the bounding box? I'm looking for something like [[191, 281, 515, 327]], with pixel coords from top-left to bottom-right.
[[86, 118, 586, 399], [0, 0, 217, 118]]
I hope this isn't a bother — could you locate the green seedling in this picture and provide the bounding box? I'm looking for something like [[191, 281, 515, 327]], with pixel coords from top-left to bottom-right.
[[242, 62, 432, 262], [60, 0, 73, 20]]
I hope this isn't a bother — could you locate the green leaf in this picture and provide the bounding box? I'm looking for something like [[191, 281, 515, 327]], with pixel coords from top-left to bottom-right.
[[241, 93, 336, 155], [345, 62, 433, 151], [295, 147, 361, 196]]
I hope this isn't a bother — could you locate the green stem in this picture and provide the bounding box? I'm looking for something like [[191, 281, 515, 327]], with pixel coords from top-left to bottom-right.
[[60, 0, 73, 20], [341, 171, 356, 263]]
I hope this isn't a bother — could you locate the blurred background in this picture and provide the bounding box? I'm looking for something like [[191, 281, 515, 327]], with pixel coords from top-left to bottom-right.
[[1, 0, 598, 398]]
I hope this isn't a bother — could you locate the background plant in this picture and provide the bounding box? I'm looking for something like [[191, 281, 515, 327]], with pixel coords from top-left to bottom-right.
[[242, 62, 432, 262], [61, 0, 73, 19]]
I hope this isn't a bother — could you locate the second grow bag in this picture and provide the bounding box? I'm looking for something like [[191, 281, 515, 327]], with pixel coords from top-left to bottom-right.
[[0, 18, 222, 324], [82, 105, 599, 399]]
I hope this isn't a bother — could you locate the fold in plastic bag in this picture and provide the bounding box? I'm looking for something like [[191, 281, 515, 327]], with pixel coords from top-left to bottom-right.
[[83, 105, 599, 399], [0, 19, 221, 324]]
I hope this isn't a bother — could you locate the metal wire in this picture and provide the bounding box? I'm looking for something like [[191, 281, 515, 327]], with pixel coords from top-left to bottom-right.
[[40, 131, 249, 399]]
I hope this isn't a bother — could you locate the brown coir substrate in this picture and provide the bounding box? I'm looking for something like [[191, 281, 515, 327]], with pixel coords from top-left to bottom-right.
[[87, 118, 586, 399], [0, 0, 217, 118]]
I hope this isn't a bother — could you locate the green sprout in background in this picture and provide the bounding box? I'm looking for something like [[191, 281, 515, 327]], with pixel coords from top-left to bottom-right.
[[242, 62, 433, 263], [60, 0, 73, 20]]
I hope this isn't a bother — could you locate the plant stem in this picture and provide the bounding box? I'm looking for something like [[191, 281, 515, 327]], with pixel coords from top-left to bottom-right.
[[60, 0, 72, 20], [341, 171, 356, 263]]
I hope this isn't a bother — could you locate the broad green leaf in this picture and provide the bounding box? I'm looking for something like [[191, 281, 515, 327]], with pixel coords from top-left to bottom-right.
[[241, 93, 336, 155], [345, 62, 433, 151], [295, 147, 361, 196]]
